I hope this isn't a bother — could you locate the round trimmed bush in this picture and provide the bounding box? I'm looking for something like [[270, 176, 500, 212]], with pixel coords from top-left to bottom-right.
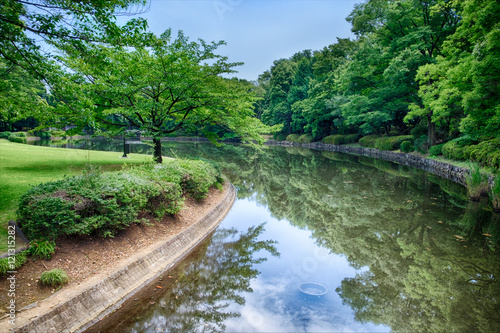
[[297, 134, 313, 143], [428, 143, 444, 157], [400, 141, 414, 153], [285, 134, 300, 142], [322, 135, 346, 145]]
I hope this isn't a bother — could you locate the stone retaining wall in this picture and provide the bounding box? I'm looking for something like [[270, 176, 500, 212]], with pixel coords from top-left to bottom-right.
[[264, 140, 481, 186], [7, 184, 236, 333]]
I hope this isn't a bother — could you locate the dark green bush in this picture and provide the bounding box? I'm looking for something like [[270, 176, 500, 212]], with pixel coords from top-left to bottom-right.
[[17, 159, 222, 241], [0, 131, 12, 139], [466, 139, 500, 168], [428, 143, 444, 157], [0, 253, 26, 276], [322, 135, 346, 145], [285, 134, 300, 142], [8, 135, 27, 144], [359, 135, 381, 147], [27, 240, 56, 259], [15, 132, 26, 137], [374, 135, 414, 151], [400, 141, 414, 153], [414, 135, 429, 154], [39, 268, 68, 287], [274, 134, 286, 141], [344, 134, 361, 144], [297, 134, 313, 143], [442, 140, 469, 161]]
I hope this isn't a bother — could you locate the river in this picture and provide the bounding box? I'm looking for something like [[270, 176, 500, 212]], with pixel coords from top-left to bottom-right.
[[31, 139, 500, 332]]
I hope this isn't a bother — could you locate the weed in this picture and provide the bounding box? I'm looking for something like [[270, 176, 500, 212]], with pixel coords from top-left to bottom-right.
[[466, 164, 488, 201]]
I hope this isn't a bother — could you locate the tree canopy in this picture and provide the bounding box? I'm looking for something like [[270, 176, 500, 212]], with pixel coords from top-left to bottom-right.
[[56, 30, 277, 162]]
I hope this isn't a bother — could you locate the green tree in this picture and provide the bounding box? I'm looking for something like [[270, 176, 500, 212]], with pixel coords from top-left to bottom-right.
[[57, 30, 276, 163]]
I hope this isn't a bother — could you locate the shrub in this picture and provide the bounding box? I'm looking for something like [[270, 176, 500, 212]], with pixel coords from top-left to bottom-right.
[[400, 141, 414, 153], [359, 135, 381, 147], [39, 268, 68, 287], [0, 131, 12, 139], [344, 134, 361, 144], [297, 134, 313, 143], [0, 253, 27, 276], [27, 240, 56, 259], [428, 143, 444, 157], [374, 135, 414, 151], [274, 134, 286, 141], [17, 159, 222, 241], [466, 164, 488, 201], [8, 135, 27, 144], [442, 140, 469, 161], [466, 139, 500, 169], [285, 134, 300, 142], [413, 135, 428, 154], [15, 132, 26, 137], [51, 130, 66, 138], [322, 135, 346, 145]]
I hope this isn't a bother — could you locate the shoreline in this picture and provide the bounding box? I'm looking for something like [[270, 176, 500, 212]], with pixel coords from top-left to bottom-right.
[[1, 182, 236, 333]]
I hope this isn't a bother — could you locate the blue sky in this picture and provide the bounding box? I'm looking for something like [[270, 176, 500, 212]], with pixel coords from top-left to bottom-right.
[[130, 0, 358, 81]]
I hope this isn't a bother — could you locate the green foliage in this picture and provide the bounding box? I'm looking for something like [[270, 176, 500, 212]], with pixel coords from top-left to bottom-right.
[[0, 131, 12, 139], [17, 159, 221, 241], [274, 134, 286, 141], [466, 164, 488, 200], [491, 175, 500, 211], [297, 134, 313, 143], [27, 240, 56, 259], [0, 253, 26, 276], [344, 133, 361, 144], [414, 135, 429, 154], [442, 137, 474, 161], [39, 268, 68, 287], [285, 134, 301, 142], [428, 143, 444, 157], [374, 135, 414, 151], [51, 130, 66, 138], [8, 134, 26, 144], [322, 135, 346, 145], [359, 135, 381, 147], [465, 139, 500, 169], [400, 141, 414, 153]]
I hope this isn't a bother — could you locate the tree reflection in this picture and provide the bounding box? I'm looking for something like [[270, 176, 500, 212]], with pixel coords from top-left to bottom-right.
[[127, 224, 279, 333]]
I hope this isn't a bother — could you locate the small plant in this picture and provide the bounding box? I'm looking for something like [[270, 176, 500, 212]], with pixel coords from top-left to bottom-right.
[[400, 141, 414, 153], [466, 164, 488, 201], [0, 253, 27, 276], [285, 134, 300, 142], [490, 175, 500, 212], [39, 268, 69, 287], [28, 240, 56, 259]]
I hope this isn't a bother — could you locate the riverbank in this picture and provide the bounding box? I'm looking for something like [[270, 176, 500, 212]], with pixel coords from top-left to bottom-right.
[[0, 181, 235, 332], [264, 140, 497, 186]]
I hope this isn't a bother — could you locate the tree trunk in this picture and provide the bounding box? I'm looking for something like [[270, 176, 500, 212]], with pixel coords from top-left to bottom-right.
[[153, 138, 162, 164], [427, 115, 436, 147]]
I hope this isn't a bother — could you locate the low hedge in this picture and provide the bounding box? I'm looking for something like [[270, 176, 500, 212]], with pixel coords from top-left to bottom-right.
[[0, 131, 12, 139], [359, 135, 381, 147], [322, 135, 346, 145], [428, 143, 444, 157], [285, 134, 300, 142], [17, 159, 223, 241], [297, 134, 313, 143], [442, 140, 469, 161], [8, 135, 27, 144], [344, 134, 361, 144], [374, 135, 414, 151]]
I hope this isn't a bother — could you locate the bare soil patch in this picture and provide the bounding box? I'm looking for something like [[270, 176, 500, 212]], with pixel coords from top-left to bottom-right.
[[0, 184, 228, 313]]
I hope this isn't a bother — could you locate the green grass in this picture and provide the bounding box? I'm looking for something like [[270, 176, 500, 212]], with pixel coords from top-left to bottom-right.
[[0, 139, 151, 252]]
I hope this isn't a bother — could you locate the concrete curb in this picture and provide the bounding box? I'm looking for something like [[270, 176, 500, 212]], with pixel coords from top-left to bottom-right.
[[8, 183, 236, 333]]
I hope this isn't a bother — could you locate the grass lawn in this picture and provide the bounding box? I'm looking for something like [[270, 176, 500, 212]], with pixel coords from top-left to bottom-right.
[[0, 139, 152, 253]]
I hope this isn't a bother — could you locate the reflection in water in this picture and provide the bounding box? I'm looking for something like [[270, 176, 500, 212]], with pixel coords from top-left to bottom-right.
[[38, 140, 500, 332]]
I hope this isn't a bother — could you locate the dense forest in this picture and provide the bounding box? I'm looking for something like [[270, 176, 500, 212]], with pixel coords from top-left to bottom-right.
[[254, 0, 500, 168]]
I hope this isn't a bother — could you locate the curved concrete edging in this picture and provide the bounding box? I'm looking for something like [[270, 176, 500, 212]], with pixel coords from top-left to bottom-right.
[[10, 183, 236, 333]]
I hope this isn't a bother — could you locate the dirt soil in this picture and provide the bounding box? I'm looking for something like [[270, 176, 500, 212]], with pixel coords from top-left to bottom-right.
[[0, 184, 228, 313]]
